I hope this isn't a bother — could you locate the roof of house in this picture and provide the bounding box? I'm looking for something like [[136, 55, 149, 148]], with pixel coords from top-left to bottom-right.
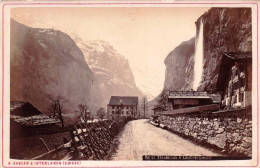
[[216, 52, 252, 91], [10, 101, 42, 117], [11, 114, 60, 127], [108, 96, 138, 106], [168, 91, 211, 99], [223, 52, 252, 60]]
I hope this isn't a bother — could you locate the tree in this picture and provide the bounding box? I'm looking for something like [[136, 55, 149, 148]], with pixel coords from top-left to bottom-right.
[[96, 108, 106, 120], [76, 103, 90, 122], [47, 95, 65, 128], [140, 96, 148, 118], [156, 88, 168, 109]]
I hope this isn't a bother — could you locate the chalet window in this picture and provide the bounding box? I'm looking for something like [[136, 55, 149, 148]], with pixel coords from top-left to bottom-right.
[[121, 111, 124, 114], [240, 77, 245, 88], [233, 94, 237, 104], [126, 111, 129, 114], [112, 106, 114, 109], [233, 81, 238, 90], [232, 68, 238, 78], [112, 111, 114, 114], [127, 106, 129, 109], [239, 92, 244, 102], [228, 85, 231, 97]]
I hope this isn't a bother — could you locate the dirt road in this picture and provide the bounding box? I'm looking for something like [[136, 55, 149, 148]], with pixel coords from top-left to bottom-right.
[[111, 119, 222, 160]]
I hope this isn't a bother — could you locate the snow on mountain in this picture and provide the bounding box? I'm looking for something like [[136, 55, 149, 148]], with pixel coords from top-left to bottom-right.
[[11, 14, 143, 103], [76, 40, 143, 103]]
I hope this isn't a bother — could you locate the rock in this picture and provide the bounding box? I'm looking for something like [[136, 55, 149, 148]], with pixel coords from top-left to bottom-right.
[[240, 142, 250, 148], [213, 122, 220, 130], [191, 132, 198, 138], [188, 121, 196, 130], [208, 132, 227, 149], [229, 143, 235, 148], [202, 120, 208, 124], [243, 137, 252, 143], [237, 118, 242, 123], [245, 124, 252, 128], [216, 127, 225, 134], [232, 133, 242, 143]]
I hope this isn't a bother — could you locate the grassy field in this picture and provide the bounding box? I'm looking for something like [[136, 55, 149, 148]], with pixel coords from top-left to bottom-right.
[[10, 131, 71, 159]]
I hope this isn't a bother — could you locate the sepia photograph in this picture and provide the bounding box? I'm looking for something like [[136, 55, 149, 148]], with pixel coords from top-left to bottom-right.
[[0, 1, 259, 167]]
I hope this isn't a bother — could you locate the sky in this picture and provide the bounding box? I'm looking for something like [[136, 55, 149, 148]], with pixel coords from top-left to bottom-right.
[[11, 7, 210, 99]]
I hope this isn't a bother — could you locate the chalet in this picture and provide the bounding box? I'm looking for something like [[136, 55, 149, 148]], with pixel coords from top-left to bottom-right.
[[151, 106, 167, 115], [10, 101, 59, 127], [167, 91, 215, 109], [107, 96, 138, 118], [215, 52, 252, 109]]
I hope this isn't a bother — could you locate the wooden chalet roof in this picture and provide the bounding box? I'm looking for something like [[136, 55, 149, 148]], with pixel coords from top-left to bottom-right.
[[10, 101, 41, 117], [108, 96, 138, 106], [215, 52, 252, 91], [12, 115, 60, 127], [168, 91, 211, 99]]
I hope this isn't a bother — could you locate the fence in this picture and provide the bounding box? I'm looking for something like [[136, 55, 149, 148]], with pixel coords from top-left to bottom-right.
[[31, 116, 133, 160]]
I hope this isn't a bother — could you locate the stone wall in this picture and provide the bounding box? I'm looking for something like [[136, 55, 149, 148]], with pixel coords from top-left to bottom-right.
[[158, 108, 252, 156]]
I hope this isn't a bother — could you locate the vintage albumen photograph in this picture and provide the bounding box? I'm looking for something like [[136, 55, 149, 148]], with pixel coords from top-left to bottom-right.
[[4, 4, 256, 165]]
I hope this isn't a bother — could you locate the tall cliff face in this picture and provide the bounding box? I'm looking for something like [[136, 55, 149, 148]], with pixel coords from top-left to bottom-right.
[[163, 8, 251, 93], [198, 8, 252, 91], [164, 37, 195, 91], [77, 40, 143, 103], [10, 20, 104, 123]]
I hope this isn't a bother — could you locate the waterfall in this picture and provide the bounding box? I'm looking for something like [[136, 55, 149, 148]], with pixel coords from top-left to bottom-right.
[[193, 20, 204, 91]]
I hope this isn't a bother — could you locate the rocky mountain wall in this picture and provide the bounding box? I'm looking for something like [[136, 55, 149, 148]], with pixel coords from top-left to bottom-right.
[[10, 20, 105, 123], [198, 8, 252, 91], [164, 37, 195, 91]]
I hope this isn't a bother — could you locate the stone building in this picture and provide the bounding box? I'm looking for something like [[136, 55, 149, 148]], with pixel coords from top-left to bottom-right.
[[215, 52, 252, 109], [107, 96, 138, 118]]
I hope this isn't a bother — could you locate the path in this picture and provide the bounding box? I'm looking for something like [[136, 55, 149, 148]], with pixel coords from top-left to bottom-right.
[[111, 119, 222, 160]]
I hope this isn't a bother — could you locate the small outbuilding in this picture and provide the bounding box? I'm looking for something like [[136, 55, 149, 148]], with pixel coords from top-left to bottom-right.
[[167, 91, 213, 109], [151, 106, 167, 115]]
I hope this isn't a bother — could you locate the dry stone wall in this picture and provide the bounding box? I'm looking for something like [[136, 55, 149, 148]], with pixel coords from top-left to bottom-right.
[[158, 109, 252, 156]]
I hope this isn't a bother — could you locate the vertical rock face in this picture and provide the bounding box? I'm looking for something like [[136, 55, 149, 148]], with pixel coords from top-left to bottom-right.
[[198, 8, 252, 91], [10, 20, 104, 123], [163, 8, 251, 93], [164, 38, 195, 91], [77, 40, 143, 104]]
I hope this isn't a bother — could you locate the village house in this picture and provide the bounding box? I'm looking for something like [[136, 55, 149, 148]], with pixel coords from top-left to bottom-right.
[[107, 96, 138, 119], [215, 52, 252, 110]]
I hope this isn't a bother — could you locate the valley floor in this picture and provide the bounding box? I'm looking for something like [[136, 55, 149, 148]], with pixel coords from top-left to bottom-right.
[[111, 119, 222, 160]]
